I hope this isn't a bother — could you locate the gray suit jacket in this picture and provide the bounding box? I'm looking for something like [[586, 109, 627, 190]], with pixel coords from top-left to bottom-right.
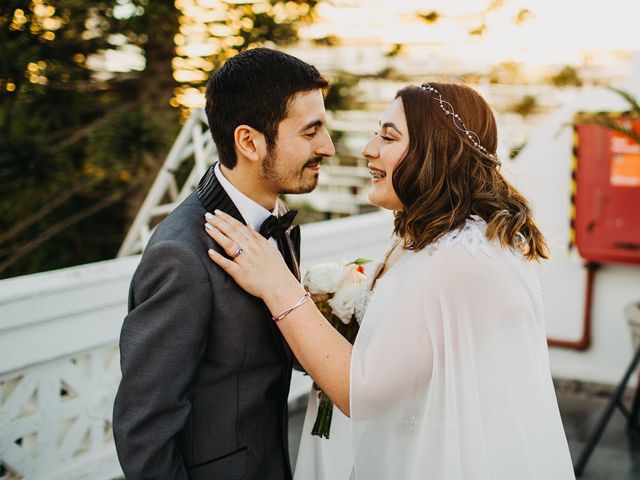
[[113, 165, 299, 480]]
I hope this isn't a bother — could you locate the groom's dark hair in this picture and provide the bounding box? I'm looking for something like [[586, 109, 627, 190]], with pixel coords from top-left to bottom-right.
[[205, 48, 328, 169]]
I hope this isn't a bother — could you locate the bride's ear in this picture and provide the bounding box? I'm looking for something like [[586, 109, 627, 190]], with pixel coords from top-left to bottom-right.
[[234, 125, 267, 164]]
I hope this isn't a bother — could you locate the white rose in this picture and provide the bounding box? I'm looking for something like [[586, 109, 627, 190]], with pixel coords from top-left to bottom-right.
[[328, 283, 360, 324], [341, 264, 367, 287], [303, 263, 348, 294]]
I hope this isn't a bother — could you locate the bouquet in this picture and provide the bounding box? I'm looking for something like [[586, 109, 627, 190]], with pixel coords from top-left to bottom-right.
[[302, 258, 371, 439]]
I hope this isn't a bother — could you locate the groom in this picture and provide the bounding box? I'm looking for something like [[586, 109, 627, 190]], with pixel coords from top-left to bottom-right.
[[113, 48, 335, 480]]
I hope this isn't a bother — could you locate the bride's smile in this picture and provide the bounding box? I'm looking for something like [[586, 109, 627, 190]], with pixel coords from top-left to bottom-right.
[[362, 98, 408, 211]]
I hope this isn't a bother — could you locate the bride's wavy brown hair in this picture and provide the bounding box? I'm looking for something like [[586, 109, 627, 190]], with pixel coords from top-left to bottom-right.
[[393, 82, 548, 260]]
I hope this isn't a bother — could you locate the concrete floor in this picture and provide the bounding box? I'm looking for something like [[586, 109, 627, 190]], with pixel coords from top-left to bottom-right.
[[288, 386, 640, 479], [558, 387, 640, 479]]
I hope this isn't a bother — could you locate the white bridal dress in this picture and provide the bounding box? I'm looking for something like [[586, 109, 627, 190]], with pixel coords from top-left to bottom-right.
[[349, 216, 576, 479]]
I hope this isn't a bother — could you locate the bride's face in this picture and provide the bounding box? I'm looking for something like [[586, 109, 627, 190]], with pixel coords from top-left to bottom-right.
[[363, 98, 409, 211]]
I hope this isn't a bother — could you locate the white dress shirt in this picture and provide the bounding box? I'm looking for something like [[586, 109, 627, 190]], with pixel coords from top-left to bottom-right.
[[214, 163, 278, 245]]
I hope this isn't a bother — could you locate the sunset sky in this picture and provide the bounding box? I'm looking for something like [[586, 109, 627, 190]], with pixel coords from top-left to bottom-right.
[[302, 0, 640, 65], [108, 0, 639, 109]]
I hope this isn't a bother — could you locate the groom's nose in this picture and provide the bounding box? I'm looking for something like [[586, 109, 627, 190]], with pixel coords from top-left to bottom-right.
[[316, 127, 336, 157]]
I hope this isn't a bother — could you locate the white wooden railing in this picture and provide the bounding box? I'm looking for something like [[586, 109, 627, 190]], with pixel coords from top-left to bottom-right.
[[0, 211, 394, 480]]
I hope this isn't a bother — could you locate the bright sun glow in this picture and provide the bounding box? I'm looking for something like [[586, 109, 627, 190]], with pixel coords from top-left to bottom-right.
[[173, 0, 640, 108], [303, 0, 640, 66]]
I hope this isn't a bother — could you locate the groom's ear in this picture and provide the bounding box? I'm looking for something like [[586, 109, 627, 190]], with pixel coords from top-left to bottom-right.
[[234, 125, 267, 164]]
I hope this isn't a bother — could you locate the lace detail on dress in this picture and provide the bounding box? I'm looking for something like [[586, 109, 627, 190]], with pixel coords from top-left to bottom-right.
[[424, 215, 492, 257], [354, 218, 491, 323]]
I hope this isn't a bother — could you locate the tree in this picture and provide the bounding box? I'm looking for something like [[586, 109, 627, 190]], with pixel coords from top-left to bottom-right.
[[488, 61, 522, 84], [548, 65, 583, 87], [172, 0, 320, 109], [0, 0, 323, 278], [0, 0, 177, 278], [508, 95, 539, 117], [416, 1, 527, 38], [324, 73, 361, 112]]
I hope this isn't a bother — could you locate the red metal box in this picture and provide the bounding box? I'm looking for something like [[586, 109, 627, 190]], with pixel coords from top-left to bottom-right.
[[573, 115, 640, 264]]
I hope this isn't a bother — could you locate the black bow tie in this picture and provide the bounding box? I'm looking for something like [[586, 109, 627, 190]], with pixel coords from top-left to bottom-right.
[[259, 209, 298, 239]]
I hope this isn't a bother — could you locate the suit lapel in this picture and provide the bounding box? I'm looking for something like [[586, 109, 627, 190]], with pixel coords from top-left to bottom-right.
[[198, 166, 300, 272], [196, 163, 245, 224], [276, 199, 301, 281], [289, 225, 301, 265], [198, 164, 295, 365]]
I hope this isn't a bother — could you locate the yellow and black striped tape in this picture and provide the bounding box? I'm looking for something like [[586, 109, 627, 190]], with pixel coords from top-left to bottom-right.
[[568, 117, 578, 253]]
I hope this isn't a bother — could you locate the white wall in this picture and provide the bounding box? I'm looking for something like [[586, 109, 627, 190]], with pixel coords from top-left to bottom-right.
[[504, 84, 640, 385]]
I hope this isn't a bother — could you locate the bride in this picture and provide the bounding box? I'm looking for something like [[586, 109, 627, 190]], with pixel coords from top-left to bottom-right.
[[203, 82, 576, 479]]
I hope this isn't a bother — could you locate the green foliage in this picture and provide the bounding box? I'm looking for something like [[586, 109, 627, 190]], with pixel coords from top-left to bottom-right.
[[0, 0, 181, 278], [324, 73, 361, 112], [173, 1, 321, 100], [513, 8, 533, 25], [384, 43, 404, 58], [509, 141, 527, 160], [417, 11, 440, 23], [576, 87, 640, 145], [347, 258, 372, 266], [607, 86, 640, 114], [488, 61, 522, 84], [312, 35, 341, 46], [508, 95, 539, 117], [548, 66, 583, 87], [87, 106, 175, 171], [468, 23, 487, 37], [576, 88, 640, 145]]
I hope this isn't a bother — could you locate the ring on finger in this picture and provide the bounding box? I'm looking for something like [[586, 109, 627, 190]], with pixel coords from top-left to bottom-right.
[[231, 246, 244, 259]]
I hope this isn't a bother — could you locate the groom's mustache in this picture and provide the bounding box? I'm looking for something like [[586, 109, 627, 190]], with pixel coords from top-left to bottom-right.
[[303, 157, 324, 169]]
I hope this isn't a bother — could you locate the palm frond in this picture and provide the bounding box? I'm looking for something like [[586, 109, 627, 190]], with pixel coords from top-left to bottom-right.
[[607, 86, 640, 114], [578, 113, 640, 145]]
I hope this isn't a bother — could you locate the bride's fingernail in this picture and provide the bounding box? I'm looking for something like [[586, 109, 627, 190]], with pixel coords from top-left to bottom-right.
[[214, 209, 222, 215], [208, 248, 215, 256], [205, 212, 214, 221], [205, 223, 213, 231]]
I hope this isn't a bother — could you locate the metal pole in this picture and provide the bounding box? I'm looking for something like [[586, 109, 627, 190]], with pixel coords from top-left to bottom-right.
[[574, 344, 640, 476]]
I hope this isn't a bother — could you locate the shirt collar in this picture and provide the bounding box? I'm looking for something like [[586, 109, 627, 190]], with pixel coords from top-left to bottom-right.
[[214, 163, 278, 230]]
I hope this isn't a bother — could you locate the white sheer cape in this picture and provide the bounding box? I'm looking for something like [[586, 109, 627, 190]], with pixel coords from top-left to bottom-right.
[[350, 217, 575, 479]]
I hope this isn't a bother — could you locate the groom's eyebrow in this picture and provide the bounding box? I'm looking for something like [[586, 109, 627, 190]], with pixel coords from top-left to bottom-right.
[[299, 119, 324, 132]]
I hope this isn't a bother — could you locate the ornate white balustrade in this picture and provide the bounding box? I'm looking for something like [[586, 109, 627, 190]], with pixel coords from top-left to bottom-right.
[[0, 211, 393, 480]]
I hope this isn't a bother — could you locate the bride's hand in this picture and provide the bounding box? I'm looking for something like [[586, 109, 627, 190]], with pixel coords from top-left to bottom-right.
[[204, 210, 299, 300]]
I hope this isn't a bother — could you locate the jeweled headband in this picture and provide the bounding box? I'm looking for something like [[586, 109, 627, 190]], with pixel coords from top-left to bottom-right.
[[420, 83, 499, 162]]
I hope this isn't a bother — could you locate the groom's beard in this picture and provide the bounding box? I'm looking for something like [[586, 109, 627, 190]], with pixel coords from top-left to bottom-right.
[[262, 154, 323, 195]]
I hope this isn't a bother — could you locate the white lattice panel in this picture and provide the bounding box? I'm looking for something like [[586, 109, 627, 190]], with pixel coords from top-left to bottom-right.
[[0, 345, 123, 480], [118, 108, 216, 257]]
